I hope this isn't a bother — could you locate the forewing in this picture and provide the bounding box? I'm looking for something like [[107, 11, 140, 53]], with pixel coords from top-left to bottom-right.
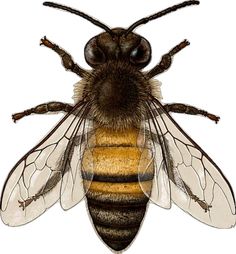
[[0, 102, 92, 226], [145, 99, 236, 228]]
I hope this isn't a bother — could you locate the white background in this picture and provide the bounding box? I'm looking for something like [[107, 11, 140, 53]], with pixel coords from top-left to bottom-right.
[[0, 0, 236, 253]]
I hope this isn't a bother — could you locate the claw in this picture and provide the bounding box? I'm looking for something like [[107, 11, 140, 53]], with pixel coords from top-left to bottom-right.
[[215, 116, 220, 124], [18, 197, 35, 211], [207, 113, 220, 124], [12, 113, 22, 122], [18, 200, 26, 211], [12, 114, 17, 123], [40, 36, 54, 48], [40, 36, 46, 46]]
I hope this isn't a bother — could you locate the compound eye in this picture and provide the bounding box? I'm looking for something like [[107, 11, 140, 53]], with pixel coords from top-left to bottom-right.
[[130, 38, 151, 66], [85, 37, 106, 66]]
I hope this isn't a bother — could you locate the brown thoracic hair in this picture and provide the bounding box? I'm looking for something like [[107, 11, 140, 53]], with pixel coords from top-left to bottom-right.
[[77, 61, 152, 130]]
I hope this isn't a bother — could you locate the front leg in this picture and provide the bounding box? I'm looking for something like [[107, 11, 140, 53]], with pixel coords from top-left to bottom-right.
[[12, 102, 73, 122], [164, 103, 220, 123], [40, 36, 88, 78], [147, 40, 189, 79]]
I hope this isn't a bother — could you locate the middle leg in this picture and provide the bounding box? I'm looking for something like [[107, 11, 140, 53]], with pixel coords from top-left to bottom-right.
[[12, 102, 73, 122], [164, 103, 220, 123]]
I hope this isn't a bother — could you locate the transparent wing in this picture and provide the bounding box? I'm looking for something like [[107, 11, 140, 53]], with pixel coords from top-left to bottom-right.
[[0, 102, 93, 226], [144, 98, 236, 228], [138, 127, 171, 209], [60, 119, 94, 210]]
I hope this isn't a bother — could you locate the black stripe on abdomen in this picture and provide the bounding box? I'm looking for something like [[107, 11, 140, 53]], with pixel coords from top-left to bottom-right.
[[86, 190, 149, 251], [82, 170, 154, 183]]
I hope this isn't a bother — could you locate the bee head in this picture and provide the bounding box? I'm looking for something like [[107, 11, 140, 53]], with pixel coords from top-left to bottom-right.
[[84, 28, 151, 69]]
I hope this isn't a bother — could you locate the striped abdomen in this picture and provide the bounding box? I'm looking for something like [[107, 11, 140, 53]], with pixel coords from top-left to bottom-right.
[[82, 128, 153, 251]]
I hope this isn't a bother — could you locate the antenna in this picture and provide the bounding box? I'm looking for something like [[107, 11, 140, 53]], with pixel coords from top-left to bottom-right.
[[125, 1, 200, 35], [43, 2, 114, 36]]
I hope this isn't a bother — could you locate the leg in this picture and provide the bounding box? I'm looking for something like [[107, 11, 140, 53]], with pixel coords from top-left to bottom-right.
[[164, 103, 220, 123], [12, 102, 73, 122], [168, 167, 211, 212], [164, 145, 212, 212], [147, 40, 189, 79], [40, 36, 88, 78]]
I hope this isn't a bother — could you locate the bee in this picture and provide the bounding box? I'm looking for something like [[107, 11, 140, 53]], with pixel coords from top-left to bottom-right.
[[1, 0, 235, 252]]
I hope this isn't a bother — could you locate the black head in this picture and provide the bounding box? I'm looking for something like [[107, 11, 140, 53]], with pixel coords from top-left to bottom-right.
[[84, 28, 151, 69]]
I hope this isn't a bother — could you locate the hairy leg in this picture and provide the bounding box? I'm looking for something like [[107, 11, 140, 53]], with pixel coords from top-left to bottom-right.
[[147, 40, 189, 78], [12, 102, 73, 122], [40, 36, 88, 78], [164, 103, 220, 123]]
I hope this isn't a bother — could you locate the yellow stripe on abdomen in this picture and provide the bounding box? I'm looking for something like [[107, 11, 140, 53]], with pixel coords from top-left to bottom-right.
[[83, 146, 153, 176], [85, 180, 152, 194]]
